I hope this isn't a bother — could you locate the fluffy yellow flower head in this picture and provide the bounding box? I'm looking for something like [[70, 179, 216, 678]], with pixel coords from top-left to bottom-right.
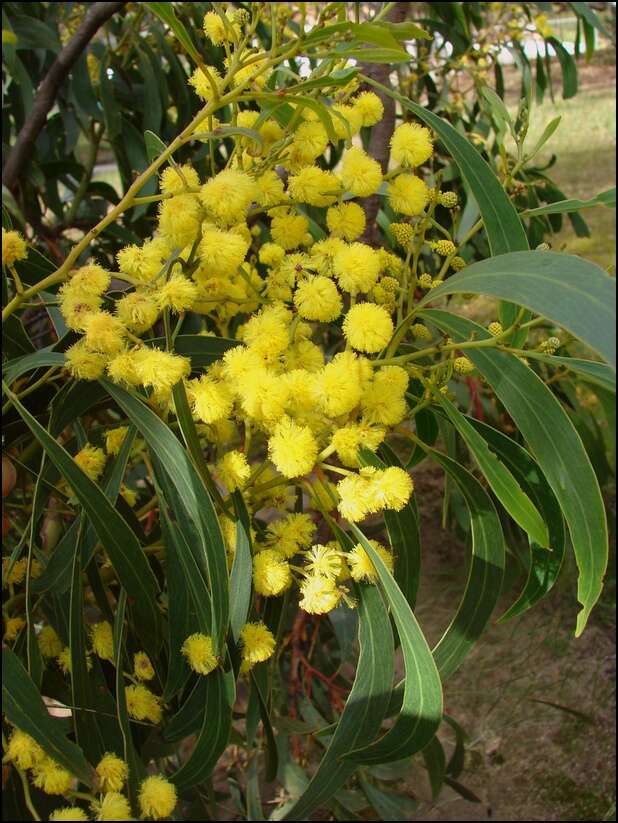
[[259, 242, 286, 267], [3, 557, 26, 586], [188, 65, 223, 101], [158, 194, 201, 248], [133, 651, 155, 681], [217, 450, 250, 491], [82, 311, 126, 355], [268, 417, 318, 478], [314, 350, 366, 418], [372, 466, 414, 511], [65, 340, 107, 381], [287, 120, 329, 168], [38, 625, 63, 658], [288, 166, 341, 207], [352, 91, 384, 126], [95, 791, 133, 821], [187, 374, 234, 423], [348, 539, 394, 583], [326, 202, 366, 241], [361, 365, 408, 426], [198, 227, 249, 277], [6, 729, 45, 770], [90, 621, 114, 661], [181, 633, 218, 676], [95, 752, 128, 793], [255, 169, 286, 207], [330, 423, 385, 468], [117, 238, 169, 282], [265, 512, 315, 559], [49, 807, 89, 821], [241, 304, 291, 363], [303, 543, 346, 579], [270, 210, 310, 251], [105, 426, 128, 456], [239, 621, 276, 669], [390, 122, 434, 167], [200, 169, 257, 226], [156, 273, 198, 313], [331, 103, 363, 139], [70, 264, 110, 296], [159, 163, 200, 196], [131, 346, 191, 392], [203, 10, 238, 44], [2, 229, 28, 266], [294, 275, 342, 322], [336, 471, 375, 522], [4, 616, 25, 642], [333, 242, 381, 295], [253, 549, 292, 596], [138, 775, 177, 820], [125, 684, 162, 723], [388, 174, 429, 216], [75, 445, 106, 483], [32, 757, 73, 795], [343, 303, 394, 353], [115, 290, 160, 334], [299, 575, 342, 614], [340, 147, 382, 197]]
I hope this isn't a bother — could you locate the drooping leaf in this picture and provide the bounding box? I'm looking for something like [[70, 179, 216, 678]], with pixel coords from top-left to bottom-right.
[[6, 387, 161, 651], [229, 491, 253, 641], [420, 251, 616, 368], [2, 648, 93, 784], [280, 585, 394, 820], [522, 187, 615, 217], [344, 525, 442, 764], [422, 310, 608, 635], [436, 392, 549, 547]]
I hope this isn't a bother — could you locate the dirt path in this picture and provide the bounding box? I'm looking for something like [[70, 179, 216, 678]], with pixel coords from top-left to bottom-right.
[[406, 463, 616, 822]]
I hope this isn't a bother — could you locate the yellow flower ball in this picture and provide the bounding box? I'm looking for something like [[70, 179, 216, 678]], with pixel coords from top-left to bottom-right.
[[299, 575, 342, 614], [390, 122, 434, 167], [288, 166, 341, 207], [216, 450, 250, 491], [352, 91, 384, 126], [74, 445, 106, 483], [265, 512, 315, 559], [64, 341, 108, 381], [181, 633, 218, 676], [5, 729, 45, 770], [159, 163, 200, 196], [326, 202, 366, 241], [133, 651, 155, 682], [200, 169, 257, 226], [2, 229, 28, 266], [32, 757, 73, 795], [348, 540, 394, 583], [268, 417, 318, 478], [96, 790, 133, 821], [388, 174, 429, 216], [38, 625, 63, 658], [270, 210, 310, 251], [253, 549, 292, 597], [49, 807, 89, 821], [138, 775, 177, 820], [294, 275, 342, 322], [333, 242, 381, 295], [342, 303, 394, 353], [105, 426, 128, 456], [239, 621, 276, 668], [4, 616, 26, 642], [82, 311, 126, 355], [90, 621, 114, 662], [340, 147, 382, 197], [125, 684, 162, 724], [156, 273, 198, 313], [95, 752, 128, 793]]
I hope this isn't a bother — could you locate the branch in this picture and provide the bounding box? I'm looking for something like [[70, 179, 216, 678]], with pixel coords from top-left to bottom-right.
[[2, 2, 126, 193], [359, 1, 410, 246]]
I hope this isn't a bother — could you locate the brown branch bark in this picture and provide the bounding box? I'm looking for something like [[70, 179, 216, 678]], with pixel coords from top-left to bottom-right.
[[359, 1, 410, 246], [2, 2, 126, 193]]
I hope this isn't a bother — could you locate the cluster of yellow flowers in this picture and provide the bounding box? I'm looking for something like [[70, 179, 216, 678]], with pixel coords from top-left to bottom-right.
[[2, 12, 492, 804], [5, 729, 176, 820]]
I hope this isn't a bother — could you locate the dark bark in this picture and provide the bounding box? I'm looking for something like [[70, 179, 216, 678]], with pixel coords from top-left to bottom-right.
[[2, 2, 126, 193], [358, 1, 411, 246]]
